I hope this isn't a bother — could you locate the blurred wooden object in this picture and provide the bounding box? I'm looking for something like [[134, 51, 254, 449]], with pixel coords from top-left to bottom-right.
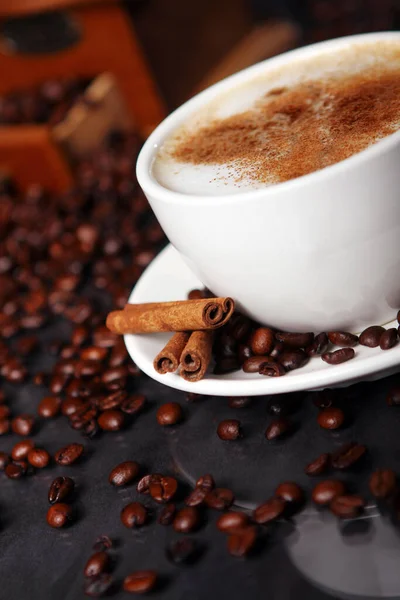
[[193, 20, 300, 94], [0, 0, 112, 14], [0, 0, 164, 193], [0, 0, 165, 138], [0, 126, 74, 193], [54, 72, 132, 158]]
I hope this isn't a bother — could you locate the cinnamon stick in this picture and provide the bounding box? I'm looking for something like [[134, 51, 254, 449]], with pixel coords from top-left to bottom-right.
[[179, 330, 213, 382], [153, 332, 191, 374], [106, 298, 234, 334]]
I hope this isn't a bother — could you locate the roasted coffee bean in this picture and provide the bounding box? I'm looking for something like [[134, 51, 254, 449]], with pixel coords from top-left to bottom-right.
[[369, 469, 396, 499], [328, 331, 359, 347], [185, 487, 207, 507], [188, 288, 207, 300], [137, 473, 162, 495], [93, 326, 118, 348], [158, 503, 176, 525], [331, 442, 366, 470], [69, 405, 97, 429], [16, 336, 38, 356], [61, 397, 87, 416], [214, 333, 237, 359], [312, 480, 346, 506], [275, 482, 303, 504], [121, 502, 147, 528], [84, 552, 109, 578], [149, 476, 178, 503], [27, 448, 50, 468], [80, 346, 108, 362], [75, 360, 101, 378], [5, 462, 25, 479], [306, 332, 329, 356], [0, 416, 9, 434], [317, 407, 345, 430], [380, 328, 398, 350], [253, 497, 286, 524], [166, 538, 200, 564], [205, 488, 234, 510], [228, 397, 251, 408], [50, 373, 69, 395], [278, 350, 308, 371], [269, 340, 285, 358], [108, 342, 128, 367], [97, 410, 124, 431], [275, 332, 314, 348], [11, 439, 34, 461], [330, 495, 365, 518], [259, 360, 286, 377], [196, 474, 215, 491], [312, 389, 336, 409], [67, 378, 100, 399], [71, 325, 89, 347], [97, 390, 126, 411], [93, 535, 113, 552], [359, 325, 385, 347], [121, 393, 146, 415], [48, 476, 75, 504], [321, 348, 355, 365], [265, 418, 292, 441], [11, 414, 34, 436], [217, 419, 242, 440], [0, 405, 10, 418], [101, 366, 129, 387], [109, 461, 140, 487], [217, 511, 248, 532], [250, 327, 274, 355], [37, 396, 61, 418], [54, 443, 84, 465], [386, 387, 400, 406], [305, 453, 330, 476], [213, 356, 241, 374], [173, 507, 200, 533], [237, 344, 252, 364], [123, 571, 157, 594], [0, 451, 10, 470], [60, 345, 77, 359], [230, 315, 252, 342], [267, 395, 298, 417], [156, 402, 182, 426], [4, 360, 27, 383], [84, 573, 113, 597], [54, 360, 77, 377], [46, 503, 73, 528], [227, 526, 257, 557], [242, 355, 269, 373]]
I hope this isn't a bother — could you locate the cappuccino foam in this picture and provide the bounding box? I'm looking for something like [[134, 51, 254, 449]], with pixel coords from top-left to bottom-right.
[[153, 41, 400, 195]]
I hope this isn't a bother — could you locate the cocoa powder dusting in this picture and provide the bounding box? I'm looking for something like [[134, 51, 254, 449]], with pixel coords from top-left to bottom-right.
[[170, 68, 400, 185]]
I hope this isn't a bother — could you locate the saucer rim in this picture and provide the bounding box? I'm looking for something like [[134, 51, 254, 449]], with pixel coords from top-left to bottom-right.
[[124, 244, 400, 397]]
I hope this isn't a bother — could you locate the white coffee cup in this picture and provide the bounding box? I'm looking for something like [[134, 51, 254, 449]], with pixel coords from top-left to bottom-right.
[[137, 32, 400, 333]]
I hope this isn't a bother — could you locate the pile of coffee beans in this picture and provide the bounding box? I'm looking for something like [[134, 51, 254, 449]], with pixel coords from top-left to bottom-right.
[[0, 77, 92, 126], [199, 293, 400, 377]]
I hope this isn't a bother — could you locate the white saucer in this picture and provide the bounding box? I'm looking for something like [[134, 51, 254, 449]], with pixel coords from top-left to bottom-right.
[[125, 244, 400, 396]]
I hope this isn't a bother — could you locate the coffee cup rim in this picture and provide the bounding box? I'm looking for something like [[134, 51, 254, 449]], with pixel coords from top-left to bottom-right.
[[137, 31, 400, 205]]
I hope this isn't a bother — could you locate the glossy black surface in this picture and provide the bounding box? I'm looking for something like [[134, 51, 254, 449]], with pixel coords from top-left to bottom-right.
[[2, 340, 400, 599]]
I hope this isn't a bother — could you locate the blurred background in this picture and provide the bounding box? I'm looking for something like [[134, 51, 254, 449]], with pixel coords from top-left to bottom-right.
[[130, 0, 400, 108]]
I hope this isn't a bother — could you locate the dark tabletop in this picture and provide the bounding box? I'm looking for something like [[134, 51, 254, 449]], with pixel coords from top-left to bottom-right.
[[2, 335, 400, 600]]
